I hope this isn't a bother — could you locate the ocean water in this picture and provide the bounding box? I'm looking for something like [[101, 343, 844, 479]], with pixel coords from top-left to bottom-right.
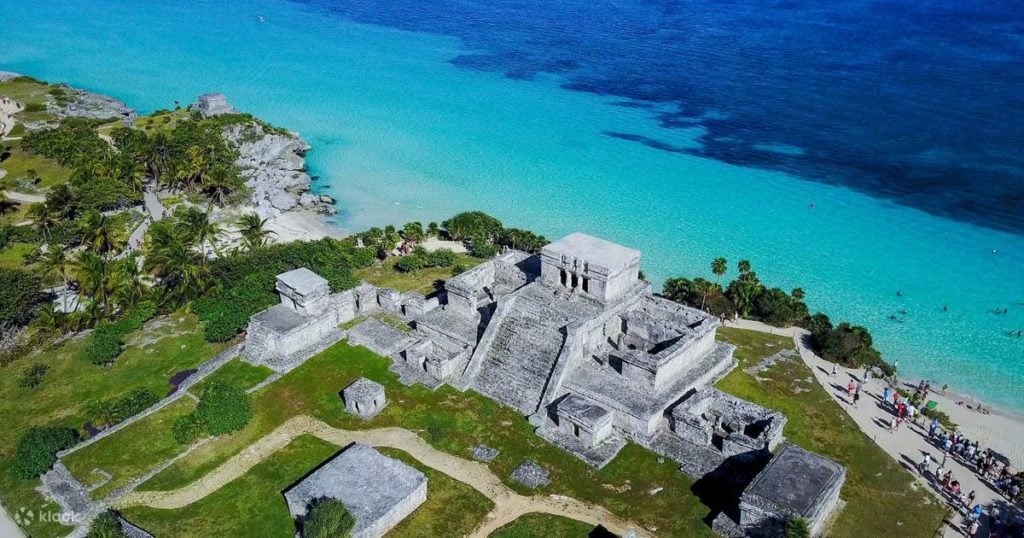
[[2, 0, 1023, 410]]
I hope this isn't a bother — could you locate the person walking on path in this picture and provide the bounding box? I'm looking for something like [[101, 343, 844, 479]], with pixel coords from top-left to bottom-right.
[[920, 453, 932, 476], [882, 386, 892, 408], [831, 362, 837, 376], [929, 417, 939, 438], [853, 390, 860, 408], [847, 380, 856, 402]]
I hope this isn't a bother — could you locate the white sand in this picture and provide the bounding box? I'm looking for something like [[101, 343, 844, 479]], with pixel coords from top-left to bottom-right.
[[264, 210, 347, 244], [420, 237, 467, 253]]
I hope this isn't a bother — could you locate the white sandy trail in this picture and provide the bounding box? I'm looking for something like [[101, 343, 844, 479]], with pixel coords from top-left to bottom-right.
[[117, 416, 649, 537]]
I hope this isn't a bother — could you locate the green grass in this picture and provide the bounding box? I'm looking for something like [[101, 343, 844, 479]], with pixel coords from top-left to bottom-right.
[[0, 200, 31, 227], [137, 342, 712, 536], [0, 144, 73, 190], [0, 313, 229, 537], [355, 253, 483, 296], [0, 78, 56, 110], [0, 242, 34, 268], [188, 359, 274, 396], [372, 311, 413, 333], [377, 447, 494, 537], [491, 512, 597, 537], [121, 435, 339, 537], [715, 327, 946, 538], [121, 437, 494, 538], [62, 398, 197, 500]]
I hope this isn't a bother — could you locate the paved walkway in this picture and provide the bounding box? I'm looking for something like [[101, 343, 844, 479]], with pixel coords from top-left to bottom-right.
[[118, 415, 650, 538], [725, 318, 1014, 537], [1, 189, 45, 204]]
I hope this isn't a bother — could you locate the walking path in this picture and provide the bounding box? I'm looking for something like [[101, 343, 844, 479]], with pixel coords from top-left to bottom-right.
[[117, 415, 650, 538], [725, 318, 1020, 537], [1, 189, 45, 204]]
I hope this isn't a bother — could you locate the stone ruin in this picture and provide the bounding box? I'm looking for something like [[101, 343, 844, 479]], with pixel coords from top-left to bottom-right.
[[241, 232, 846, 537], [343, 378, 387, 420], [283, 443, 427, 538], [189, 92, 236, 117], [714, 443, 846, 537]]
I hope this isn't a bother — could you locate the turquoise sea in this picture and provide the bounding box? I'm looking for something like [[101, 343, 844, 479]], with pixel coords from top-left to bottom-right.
[[2, 0, 1023, 409]]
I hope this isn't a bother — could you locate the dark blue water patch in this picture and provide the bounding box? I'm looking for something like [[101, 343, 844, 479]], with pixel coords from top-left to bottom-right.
[[294, 0, 1024, 234]]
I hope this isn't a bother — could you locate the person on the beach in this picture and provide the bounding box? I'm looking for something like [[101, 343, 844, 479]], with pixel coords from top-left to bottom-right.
[[941, 383, 948, 396]]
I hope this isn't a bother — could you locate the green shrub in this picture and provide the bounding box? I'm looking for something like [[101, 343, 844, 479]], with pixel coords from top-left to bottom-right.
[[468, 239, 499, 258], [24, 102, 47, 113], [81, 302, 156, 364], [0, 224, 42, 248], [87, 511, 126, 538], [425, 248, 456, 267], [349, 247, 376, 268], [442, 211, 503, 241], [13, 426, 79, 479], [17, 363, 49, 389], [48, 87, 67, 97], [85, 388, 160, 428], [785, 516, 811, 538], [0, 267, 43, 326], [196, 382, 252, 435], [172, 413, 207, 445], [302, 498, 355, 538], [394, 255, 425, 273]]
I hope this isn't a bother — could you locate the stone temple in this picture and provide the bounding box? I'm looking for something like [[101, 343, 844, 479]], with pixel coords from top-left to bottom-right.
[[244, 232, 846, 536]]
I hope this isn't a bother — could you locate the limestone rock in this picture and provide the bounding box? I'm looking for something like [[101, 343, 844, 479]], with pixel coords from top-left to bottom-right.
[[0, 71, 20, 82], [52, 85, 134, 120]]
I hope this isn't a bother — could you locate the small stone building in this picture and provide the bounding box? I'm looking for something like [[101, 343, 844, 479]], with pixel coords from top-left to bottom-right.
[[670, 388, 786, 459], [284, 443, 427, 538], [190, 92, 236, 117], [343, 378, 387, 419], [242, 269, 337, 368], [716, 443, 846, 537]]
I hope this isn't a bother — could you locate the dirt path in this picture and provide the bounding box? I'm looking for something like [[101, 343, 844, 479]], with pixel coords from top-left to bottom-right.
[[1, 190, 45, 204], [117, 415, 649, 537]]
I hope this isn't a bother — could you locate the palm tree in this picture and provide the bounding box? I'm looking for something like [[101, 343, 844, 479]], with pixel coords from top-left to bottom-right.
[[738, 259, 752, 275], [179, 207, 221, 259], [27, 202, 58, 244], [0, 192, 17, 215], [147, 238, 208, 304], [145, 131, 172, 185], [236, 212, 274, 253], [41, 247, 70, 291], [175, 146, 210, 192], [28, 304, 65, 341], [791, 288, 805, 301], [111, 254, 148, 310], [75, 251, 113, 320], [200, 165, 237, 208], [46, 183, 77, 219], [703, 257, 728, 311], [79, 209, 123, 256]]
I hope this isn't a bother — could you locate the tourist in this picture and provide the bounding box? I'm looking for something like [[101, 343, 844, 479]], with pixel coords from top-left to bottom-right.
[[889, 416, 898, 433], [971, 504, 983, 522], [920, 453, 932, 475], [928, 417, 939, 438], [882, 386, 892, 408], [941, 383, 948, 396], [966, 519, 979, 537], [831, 362, 837, 376], [847, 380, 856, 401], [965, 489, 976, 509], [853, 390, 860, 408]]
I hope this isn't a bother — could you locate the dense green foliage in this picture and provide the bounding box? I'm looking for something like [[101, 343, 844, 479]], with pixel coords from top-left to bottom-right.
[[172, 412, 208, 445], [16, 363, 49, 389], [806, 313, 892, 374], [87, 511, 127, 538], [439, 211, 548, 256], [664, 258, 891, 372], [194, 238, 363, 342], [442, 211, 503, 242], [394, 247, 457, 273], [85, 388, 160, 429], [0, 267, 43, 326], [21, 117, 112, 167], [0, 225, 41, 249], [195, 382, 252, 436], [302, 498, 355, 538], [13, 426, 79, 479], [81, 302, 156, 365]]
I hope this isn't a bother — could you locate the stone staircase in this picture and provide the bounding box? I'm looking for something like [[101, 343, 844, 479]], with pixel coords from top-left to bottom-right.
[[470, 297, 569, 414]]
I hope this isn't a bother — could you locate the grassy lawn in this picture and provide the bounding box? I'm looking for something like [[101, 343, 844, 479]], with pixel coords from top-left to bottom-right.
[[188, 359, 274, 396], [0, 77, 56, 109], [137, 342, 713, 536], [121, 435, 339, 537], [63, 398, 197, 500], [715, 327, 946, 538], [0, 313, 230, 537], [121, 439, 494, 538], [0, 144, 73, 191], [491, 513, 597, 537], [355, 253, 484, 296], [377, 447, 494, 537], [0, 242, 34, 268]]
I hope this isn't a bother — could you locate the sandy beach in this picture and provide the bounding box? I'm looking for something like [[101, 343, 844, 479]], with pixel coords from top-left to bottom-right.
[[264, 210, 347, 244]]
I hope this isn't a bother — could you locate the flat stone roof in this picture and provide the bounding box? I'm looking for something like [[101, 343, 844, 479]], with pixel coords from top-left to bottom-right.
[[745, 443, 845, 517], [277, 268, 329, 296], [343, 377, 385, 402], [556, 393, 613, 429], [542, 233, 640, 272], [284, 443, 426, 535], [252, 304, 309, 334]]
